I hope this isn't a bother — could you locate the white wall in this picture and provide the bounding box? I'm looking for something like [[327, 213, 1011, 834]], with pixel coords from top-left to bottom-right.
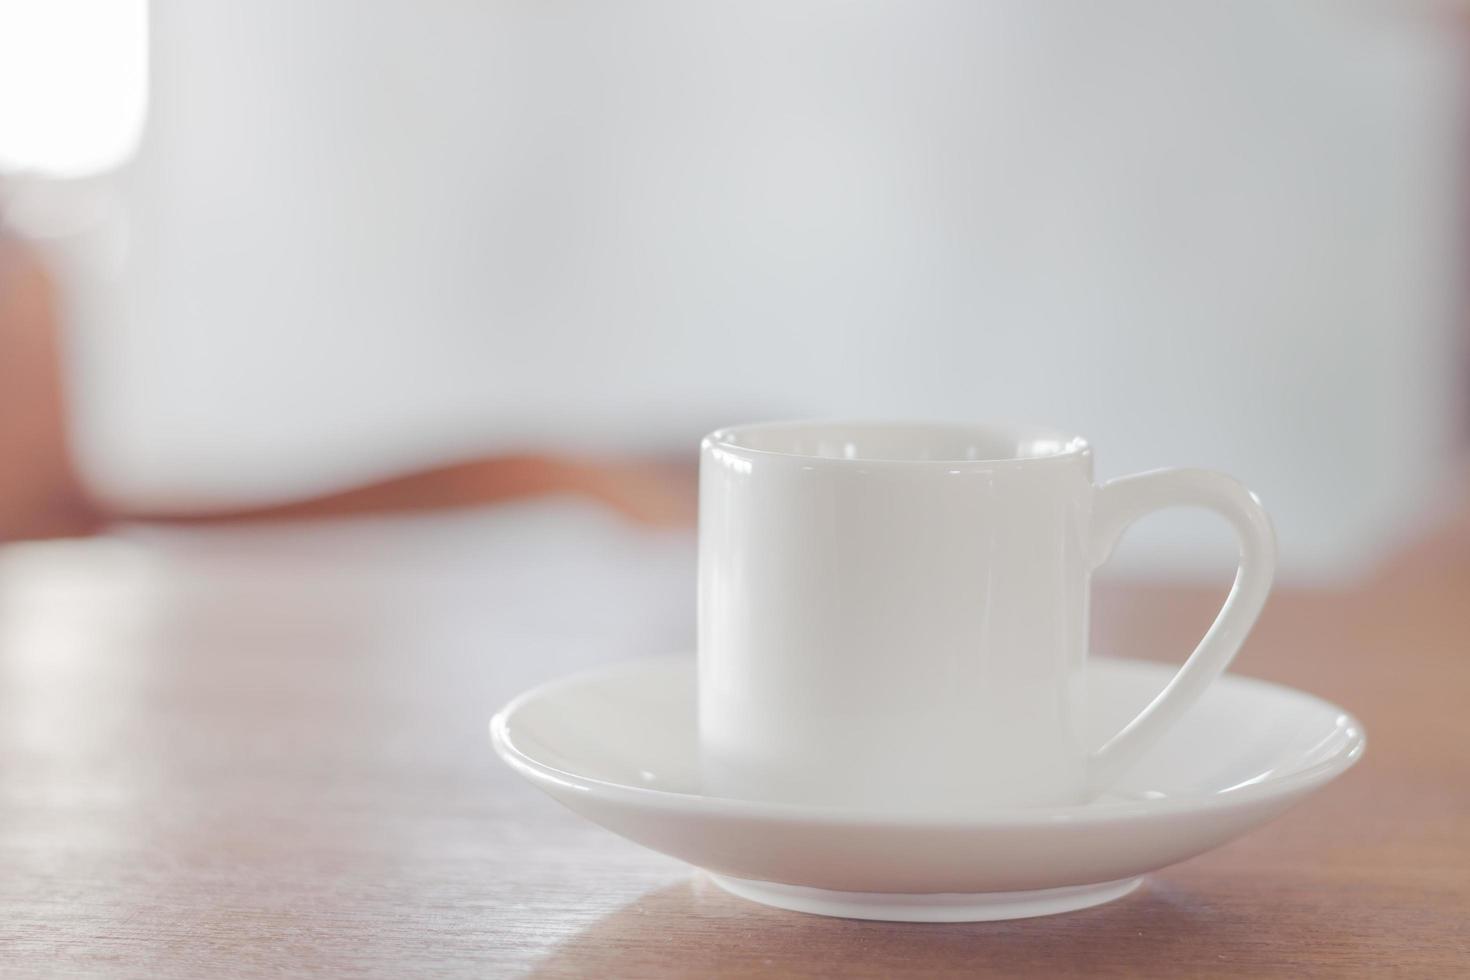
[[35, 0, 1468, 582]]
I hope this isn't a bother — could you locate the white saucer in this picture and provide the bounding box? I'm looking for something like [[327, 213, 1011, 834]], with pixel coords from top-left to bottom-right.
[[491, 656, 1364, 922]]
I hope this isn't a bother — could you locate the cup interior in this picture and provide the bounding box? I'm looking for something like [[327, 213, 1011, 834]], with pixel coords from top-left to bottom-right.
[[708, 421, 1087, 463]]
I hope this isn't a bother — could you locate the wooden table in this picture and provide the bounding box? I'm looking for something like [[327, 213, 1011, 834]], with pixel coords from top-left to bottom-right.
[[0, 509, 1465, 977]]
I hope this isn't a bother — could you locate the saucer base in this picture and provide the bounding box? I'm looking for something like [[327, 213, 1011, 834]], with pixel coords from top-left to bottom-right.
[[707, 873, 1143, 922]]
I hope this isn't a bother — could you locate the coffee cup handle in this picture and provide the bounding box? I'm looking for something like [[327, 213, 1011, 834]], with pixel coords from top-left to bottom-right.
[[1085, 468, 1277, 797]]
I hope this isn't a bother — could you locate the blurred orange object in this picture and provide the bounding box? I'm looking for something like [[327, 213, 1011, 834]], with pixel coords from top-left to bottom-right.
[[0, 232, 694, 543], [0, 232, 101, 541]]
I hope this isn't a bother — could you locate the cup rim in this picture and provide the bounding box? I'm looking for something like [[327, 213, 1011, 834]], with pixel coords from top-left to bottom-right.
[[702, 419, 1091, 465]]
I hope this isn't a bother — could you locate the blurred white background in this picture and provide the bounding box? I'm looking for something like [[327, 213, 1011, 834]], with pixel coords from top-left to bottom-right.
[[4, 0, 1466, 583]]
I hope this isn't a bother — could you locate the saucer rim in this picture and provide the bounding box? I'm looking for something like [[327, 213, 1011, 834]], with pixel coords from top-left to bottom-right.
[[490, 654, 1366, 827]]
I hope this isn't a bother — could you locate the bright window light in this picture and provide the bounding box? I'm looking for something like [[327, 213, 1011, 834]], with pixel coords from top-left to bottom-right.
[[0, 0, 148, 177]]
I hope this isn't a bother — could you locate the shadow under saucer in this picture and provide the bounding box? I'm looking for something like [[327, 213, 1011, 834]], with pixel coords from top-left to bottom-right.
[[528, 871, 1377, 978]]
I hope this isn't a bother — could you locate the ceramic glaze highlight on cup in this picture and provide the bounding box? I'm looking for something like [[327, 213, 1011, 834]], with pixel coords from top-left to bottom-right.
[[697, 421, 1275, 814]]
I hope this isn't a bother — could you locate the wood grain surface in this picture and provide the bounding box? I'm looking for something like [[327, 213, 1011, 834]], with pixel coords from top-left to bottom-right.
[[0, 514, 1465, 978]]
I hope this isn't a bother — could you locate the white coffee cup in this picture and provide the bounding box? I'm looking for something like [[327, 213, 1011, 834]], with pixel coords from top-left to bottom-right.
[[697, 420, 1275, 812]]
